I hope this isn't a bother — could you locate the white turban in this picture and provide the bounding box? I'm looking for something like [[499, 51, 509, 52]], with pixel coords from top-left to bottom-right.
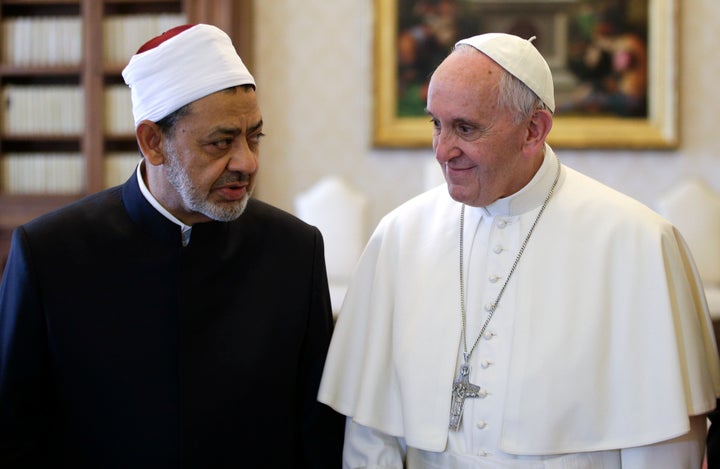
[[122, 24, 256, 127]]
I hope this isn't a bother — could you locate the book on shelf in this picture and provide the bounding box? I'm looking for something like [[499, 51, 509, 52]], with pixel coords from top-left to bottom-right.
[[1, 11, 185, 197], [0, 152, 142, 195], [1, 17, 82, 66], [3, 85, 134, 136], [1, 153, 84, 194], [104, 152, 141, 188], [1, 13, 187, 68], [103, 14, 188, 67], [105, 85, 134, 135], [2, 85, 83, 135]]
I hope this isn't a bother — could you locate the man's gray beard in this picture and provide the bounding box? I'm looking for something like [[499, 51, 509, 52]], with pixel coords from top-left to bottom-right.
[[165, 151, 251, 222]]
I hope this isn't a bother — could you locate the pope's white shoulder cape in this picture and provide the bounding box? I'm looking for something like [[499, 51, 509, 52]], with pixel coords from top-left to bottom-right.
[[318, 157, 720, 454]]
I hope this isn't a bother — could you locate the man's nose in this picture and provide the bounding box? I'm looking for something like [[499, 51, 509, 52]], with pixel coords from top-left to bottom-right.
[[227, 139, 258, 174]]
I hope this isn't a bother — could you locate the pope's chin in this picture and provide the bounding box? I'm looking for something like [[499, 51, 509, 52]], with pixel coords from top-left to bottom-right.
[[446, 181, 484, 207], [445, 182, 467, 203]]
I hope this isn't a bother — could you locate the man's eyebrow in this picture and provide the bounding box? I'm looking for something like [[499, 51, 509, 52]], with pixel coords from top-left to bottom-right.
[[249, 119, 264, 133], [210, 119, 264, 137]]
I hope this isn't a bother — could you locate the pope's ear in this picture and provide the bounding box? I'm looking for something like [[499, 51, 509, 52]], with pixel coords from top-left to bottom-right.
[[523, 109, 553, 154], [136, 120, 165, 166]]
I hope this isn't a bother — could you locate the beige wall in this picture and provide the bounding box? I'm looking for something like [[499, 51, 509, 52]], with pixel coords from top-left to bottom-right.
[[253, 0, 720, 243]]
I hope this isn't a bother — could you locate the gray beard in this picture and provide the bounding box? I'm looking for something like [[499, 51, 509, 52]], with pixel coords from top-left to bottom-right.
[[165, 151, 251, 222]]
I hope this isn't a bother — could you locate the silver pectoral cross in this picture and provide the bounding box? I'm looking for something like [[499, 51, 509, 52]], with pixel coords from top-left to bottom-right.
[[449, 361, 480, 431]]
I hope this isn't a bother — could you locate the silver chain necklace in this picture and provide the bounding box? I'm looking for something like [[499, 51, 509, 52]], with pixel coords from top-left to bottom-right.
[[449, 155, 561, 431]]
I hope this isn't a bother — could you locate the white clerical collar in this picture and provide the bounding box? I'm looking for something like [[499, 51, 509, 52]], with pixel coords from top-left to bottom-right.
[[136, 160, 193, 246], [481, 145, 559, 218]]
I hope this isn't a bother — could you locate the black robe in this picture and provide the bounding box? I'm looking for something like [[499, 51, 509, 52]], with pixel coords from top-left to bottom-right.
[[0, 171, 345, 468]]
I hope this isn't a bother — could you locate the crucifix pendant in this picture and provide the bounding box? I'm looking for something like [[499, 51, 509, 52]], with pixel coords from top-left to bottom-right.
[[449, 361, 481, 431]]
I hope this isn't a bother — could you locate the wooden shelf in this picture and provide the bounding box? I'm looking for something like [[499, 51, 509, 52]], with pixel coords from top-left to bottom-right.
[[0, 193, 82, 227], [2, 1, 80, 4], [1, 136, 81, 152], [1, 2, 80, 16], [105, 1, 182, 14], [0, 65, 82, 76]]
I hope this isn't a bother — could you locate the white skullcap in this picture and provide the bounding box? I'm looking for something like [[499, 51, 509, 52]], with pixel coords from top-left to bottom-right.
[[456, 33, 555, 113], [122, 23, 255, 127]]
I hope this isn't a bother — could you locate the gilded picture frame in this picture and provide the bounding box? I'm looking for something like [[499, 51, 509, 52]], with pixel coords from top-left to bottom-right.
[[373, 0, 678, 149]]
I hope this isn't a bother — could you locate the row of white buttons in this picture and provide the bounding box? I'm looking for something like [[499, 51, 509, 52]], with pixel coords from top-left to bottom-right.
[[473, 215, 510, 458], [475, 322, 501, 456]]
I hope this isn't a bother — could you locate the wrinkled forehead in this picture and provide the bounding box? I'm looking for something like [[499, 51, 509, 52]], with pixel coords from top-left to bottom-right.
[[429, 50, 502, 100]]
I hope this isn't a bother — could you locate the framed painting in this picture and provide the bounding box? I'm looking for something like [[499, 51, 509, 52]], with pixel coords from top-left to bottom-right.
[[373, 0, 678, 149]]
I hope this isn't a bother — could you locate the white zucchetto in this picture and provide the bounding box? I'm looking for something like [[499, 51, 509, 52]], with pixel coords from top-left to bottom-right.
[[456, 33, 555, 113]]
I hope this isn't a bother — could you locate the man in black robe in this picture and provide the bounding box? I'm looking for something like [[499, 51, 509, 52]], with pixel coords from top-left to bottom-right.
[[0, 23, 344, 467]]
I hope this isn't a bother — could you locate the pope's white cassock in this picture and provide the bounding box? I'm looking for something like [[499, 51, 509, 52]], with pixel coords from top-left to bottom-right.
[[318, 146, 720, 468]]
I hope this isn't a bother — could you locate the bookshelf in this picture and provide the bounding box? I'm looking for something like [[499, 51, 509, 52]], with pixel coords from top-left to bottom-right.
[[0, 0, 254, 278]]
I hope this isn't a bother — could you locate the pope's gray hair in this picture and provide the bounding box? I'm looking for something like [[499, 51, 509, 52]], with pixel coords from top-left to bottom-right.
[[497, 70, 552, 124]]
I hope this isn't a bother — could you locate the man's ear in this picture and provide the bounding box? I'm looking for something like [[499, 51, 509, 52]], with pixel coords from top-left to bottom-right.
[[136, 120, 165, 166], [523, 109, 553, 155]]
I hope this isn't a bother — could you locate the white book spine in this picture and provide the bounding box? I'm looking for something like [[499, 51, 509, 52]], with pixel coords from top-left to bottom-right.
[[104, 85, 133, 135], [3, 85, 83, 135], [2, 17, 83, 66], [104, 152, 141, 188], [103, 13, 187, 66], [2, 153, 83, 194]]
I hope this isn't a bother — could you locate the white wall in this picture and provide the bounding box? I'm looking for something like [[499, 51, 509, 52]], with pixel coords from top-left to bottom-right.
[[253, 0, 720, 242]]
